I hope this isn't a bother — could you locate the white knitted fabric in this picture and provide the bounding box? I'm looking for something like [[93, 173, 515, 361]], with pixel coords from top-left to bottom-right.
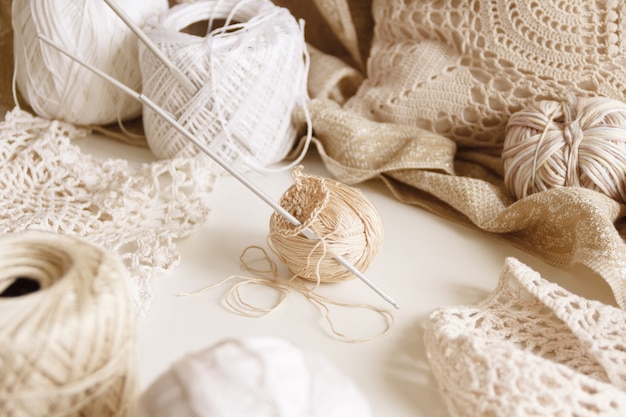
[[0, 108, 215, 314], [424, 257, 626, 417]]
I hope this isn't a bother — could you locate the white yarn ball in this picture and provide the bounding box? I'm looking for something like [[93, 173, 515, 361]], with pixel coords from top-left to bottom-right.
[[12, 0, 168, 125], [140, 338, 372, 417], [139, 0, 308, 172]]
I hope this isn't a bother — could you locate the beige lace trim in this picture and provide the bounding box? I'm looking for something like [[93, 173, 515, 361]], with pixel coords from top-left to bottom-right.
[[425, 257, 626, 416], [0, 108, 215, 314]]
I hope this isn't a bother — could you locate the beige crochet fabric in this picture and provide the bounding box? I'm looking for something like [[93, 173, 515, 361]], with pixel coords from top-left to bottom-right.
[[0, 108, 214, 314], [424, 257, 626, 417], [279, 0, 626, 309]]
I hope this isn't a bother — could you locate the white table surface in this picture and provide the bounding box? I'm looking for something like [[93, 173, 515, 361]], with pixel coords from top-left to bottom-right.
[[8, 117, 617, 416], [93, 138, 614, 417]]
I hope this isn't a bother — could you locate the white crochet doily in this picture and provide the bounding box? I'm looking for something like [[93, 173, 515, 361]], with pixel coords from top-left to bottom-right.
[[424, 257, 626, 417], [0, 108, 215, 314]]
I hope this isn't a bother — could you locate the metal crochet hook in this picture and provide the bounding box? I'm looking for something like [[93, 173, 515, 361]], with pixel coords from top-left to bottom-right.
[[37, 34, 400, 310]]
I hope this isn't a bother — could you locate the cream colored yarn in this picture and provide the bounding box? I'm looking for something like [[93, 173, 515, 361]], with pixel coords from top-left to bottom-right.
[[503, 96, 626, 203], [0, 108, 215, 315], [0, 231, 137, 417], [139, 0, 308, 172], [11, 0, 168, 125], [424, 257, 626, 417], [269, 166, 383, 283]]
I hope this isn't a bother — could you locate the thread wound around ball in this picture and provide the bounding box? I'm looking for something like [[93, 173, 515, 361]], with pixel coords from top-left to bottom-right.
[[269, 167, 384, 282], [502, 96, 626, 203], [0, 232, 138, 417]]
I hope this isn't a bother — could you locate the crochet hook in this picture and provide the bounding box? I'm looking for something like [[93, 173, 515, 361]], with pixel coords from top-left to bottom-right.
[[37, 34, 400, 310]]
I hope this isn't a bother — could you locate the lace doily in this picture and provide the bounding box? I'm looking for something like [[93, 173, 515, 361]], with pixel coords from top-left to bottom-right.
[[0, 108, 215, 314], [346, 0, 626, 150], [424, 257, 626, 417]]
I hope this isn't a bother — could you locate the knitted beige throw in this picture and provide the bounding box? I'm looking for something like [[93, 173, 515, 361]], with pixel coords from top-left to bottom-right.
[[278, 0, 626, 309], [425, 257, 626, 417]]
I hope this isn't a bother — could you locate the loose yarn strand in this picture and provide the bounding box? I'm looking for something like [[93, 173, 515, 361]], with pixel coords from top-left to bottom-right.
[[178, 166, 391, 343], [181, 245, 393, 342]]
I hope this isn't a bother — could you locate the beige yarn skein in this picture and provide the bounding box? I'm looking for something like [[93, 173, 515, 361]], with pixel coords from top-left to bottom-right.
[[269, 167, 384, 283], [0, 232, 138, 417], [503, 96, 626, 203]]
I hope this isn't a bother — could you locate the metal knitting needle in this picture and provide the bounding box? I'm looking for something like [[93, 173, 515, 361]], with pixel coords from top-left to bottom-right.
[[102, 0, 197, 95], [38, 34, 400, 310]]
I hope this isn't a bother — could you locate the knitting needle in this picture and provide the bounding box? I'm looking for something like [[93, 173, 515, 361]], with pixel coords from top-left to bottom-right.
[[38, 35, 401, 310], [102, 0, 263, 157], [102, 0, 197, 95]]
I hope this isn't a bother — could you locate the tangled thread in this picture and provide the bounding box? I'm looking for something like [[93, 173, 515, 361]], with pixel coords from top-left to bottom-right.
[[503, 95, 626, 203], [182, 167, 392, 343]]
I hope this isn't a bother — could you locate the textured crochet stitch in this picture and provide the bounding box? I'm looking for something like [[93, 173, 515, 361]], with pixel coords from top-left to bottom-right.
[[425, 258, 626, 417], [0, 108, 215, 314]]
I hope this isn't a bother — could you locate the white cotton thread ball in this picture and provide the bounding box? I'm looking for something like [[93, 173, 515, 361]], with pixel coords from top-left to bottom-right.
[[138, 0, 308, 172], [503, 96, 626, 203], [12, 0, 168, 125], [140, 338, 372, 417]]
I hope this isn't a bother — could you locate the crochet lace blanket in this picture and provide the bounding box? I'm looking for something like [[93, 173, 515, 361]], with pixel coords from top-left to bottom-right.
[[425, 257, 626, 417], [0, 108, 215, 314]]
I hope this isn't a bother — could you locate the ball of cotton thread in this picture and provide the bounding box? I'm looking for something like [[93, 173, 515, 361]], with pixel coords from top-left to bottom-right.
[[139, 0, 309, 173], [0, 231, 138, 417], [502, 96, 626, 203], [269, 166, 384, 283], [11, 0, 167, 125], [139, 337, 372, 417]]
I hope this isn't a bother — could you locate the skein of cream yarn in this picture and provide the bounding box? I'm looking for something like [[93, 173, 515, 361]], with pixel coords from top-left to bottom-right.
[[11, 0, 168, 125], [139, 0, 309, 172], [503, 96, 626, 203], [0, 231, 138, 417], [140, 337, 372, 417], [269, 166, 384, 282]]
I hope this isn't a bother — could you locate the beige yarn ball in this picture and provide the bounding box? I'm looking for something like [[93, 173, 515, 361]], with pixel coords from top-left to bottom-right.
[[269, 167, 384, 282], [502, 96, 626, 203], [0, 231, 138, 417]]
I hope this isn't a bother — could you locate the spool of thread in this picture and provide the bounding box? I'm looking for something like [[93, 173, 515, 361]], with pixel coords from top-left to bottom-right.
[[0, 231, 138, 416], [11, 0, 167, 125], [269, 167, 384, 282], [502, 96, 626, 203], [139, 0, 309, 172], [140, 337, 372, 417]]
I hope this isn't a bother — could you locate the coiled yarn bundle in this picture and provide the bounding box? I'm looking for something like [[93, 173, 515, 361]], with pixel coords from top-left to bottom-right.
[[503, 96, 626, 203], [0, 232, 138, 417], [269, 167, 383, 283], [11, 0, 167, 125], [140, 337, 372, 417], [139, 0, 308, 172]]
